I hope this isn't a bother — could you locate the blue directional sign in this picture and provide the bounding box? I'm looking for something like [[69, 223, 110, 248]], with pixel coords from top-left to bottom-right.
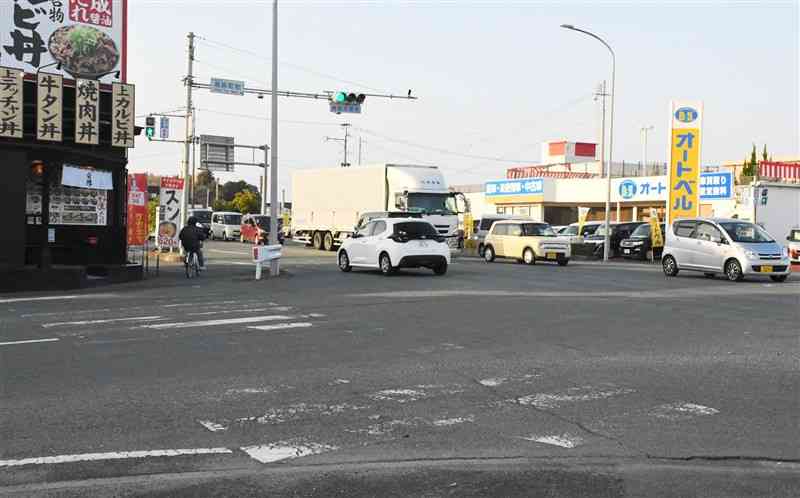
[[210, 77, 245, 96], [159, 117, 169, 139], [330, 102, 361, 114], [698, 172, 733, 200]]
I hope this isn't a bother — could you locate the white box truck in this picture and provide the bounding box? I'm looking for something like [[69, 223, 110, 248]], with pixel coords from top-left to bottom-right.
[[291, 164, 466, 251]]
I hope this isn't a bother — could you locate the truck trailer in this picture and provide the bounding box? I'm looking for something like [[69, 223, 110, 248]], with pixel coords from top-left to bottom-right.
[[291, 164, 464, 251]]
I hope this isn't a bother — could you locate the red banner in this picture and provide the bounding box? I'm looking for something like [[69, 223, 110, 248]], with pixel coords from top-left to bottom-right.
[[759, 161, 800, 180], [127, 173, 148, 246]]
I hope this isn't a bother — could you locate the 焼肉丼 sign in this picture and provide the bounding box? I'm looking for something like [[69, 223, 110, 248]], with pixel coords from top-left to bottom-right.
[[75, 79, 100, 145], [0, 0, 127, 83], [158, 177, 184, 249], [668, 101, 703, 225]]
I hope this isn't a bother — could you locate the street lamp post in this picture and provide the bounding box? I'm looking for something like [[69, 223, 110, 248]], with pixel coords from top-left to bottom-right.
[[641, 125, 654, 172], [561, 24, 615, 262], [268, 0, 279, 276]]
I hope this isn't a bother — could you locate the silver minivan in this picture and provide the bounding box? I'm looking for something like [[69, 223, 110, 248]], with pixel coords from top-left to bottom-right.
[[662, 217, 791, 282], [210, 211, 242, 241]]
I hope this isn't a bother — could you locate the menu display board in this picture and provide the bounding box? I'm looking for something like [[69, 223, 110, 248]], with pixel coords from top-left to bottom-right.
[[26, 182, 108, 226]]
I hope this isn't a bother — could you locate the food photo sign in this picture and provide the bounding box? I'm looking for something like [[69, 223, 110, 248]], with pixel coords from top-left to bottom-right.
[[1, 0, 127, 83]]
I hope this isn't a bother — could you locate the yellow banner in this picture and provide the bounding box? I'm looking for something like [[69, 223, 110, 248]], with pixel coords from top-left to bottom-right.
[[463, 212, 474, 239], [649, 208, 663, 248], [668, 127, 700, 221]]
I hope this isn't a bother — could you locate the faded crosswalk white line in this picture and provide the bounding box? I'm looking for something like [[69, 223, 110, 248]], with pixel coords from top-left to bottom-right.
[[240, 442, 337, 464], [195, 307, 291, 316], [248, 322, 313, 332], [0, 294, 117, 305], [0, 448, 233, 467], [141, 315, 294, 330], [0, 338, 60, 347], [42, 316, 165, 328]]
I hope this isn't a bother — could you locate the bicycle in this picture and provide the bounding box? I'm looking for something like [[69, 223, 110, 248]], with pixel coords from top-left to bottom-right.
[[185, 250, 200, 278]]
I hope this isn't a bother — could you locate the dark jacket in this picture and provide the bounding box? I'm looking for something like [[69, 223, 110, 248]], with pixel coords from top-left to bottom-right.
[[179, 223, 206, 252]]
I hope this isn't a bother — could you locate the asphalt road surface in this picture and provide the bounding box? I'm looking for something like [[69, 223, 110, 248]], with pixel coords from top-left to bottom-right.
[[1, 241, 798, 497]]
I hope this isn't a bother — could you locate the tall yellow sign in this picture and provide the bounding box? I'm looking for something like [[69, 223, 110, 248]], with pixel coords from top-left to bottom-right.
[[668, 101, 702, 228]]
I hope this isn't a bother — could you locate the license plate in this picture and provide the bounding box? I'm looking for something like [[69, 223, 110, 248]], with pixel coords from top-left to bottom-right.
[[623, 249, 630, 254], [546, 252, 557, 260], [760, 265, 773, 273]]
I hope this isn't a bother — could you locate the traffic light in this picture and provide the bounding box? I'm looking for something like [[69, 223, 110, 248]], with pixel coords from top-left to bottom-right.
[[333, 91, 366, 104], [145, 116, 155, 139]]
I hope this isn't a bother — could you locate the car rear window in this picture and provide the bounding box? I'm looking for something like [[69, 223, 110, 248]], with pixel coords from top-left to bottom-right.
[[479, 218, 497, 230], [393, 222, 439, 239], [673, 221, 696, 238], [223, 215, 242, 225]]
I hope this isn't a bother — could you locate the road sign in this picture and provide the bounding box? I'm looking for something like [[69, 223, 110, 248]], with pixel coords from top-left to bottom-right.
[[210, 78, 245, 96], [330, 102, 361, 114], [200, 135, 235, 172], [159, 117, 169, 139]]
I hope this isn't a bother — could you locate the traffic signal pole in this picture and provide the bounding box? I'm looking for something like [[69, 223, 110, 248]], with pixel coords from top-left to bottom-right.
[[269, 0, 279, 277], [182, 32, 195, 242]]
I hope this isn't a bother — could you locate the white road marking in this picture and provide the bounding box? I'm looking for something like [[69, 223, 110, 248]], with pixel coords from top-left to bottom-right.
[[141, 315, 295, 329], [235, 403, 369, 425], [42, 316, 164, 328], [516, 386, 635, 409], [0, 294, 117, 305], [650, 402, 720, 420], [240, 442, 337, 464], [21, 308, 113, 318], [197, 420, 228, 432], [331, 379, 351, 385], [161, 300, 239, 308], [207, 249, 251, 256], [432, 416, 475, 427], [0, 448, 233, 467], [479, 378, 507, 387], [370, 388, 428, 403], [0, 338, 60, 347], [195, 306, 291, 316], [520, 434, 584, 448], [248, 322, 314, 331]]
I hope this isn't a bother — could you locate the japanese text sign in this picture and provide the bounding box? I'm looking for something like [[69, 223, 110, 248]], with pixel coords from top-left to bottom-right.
[[329, 102, 361, 114], [111, 82, 134, 147], [210, 77, 244, 96], [698, 172, 732, 200], [158, 177, 184, 249], [485, 179, 544, 197], [649, 208, 663, 248], [127, 173, 148, 246], [75, 78, 99, 144], [0, 0, 126, 83], [37, 71, 62, 141], [0, 66, 23, 138], [668, 101, 702, 224]]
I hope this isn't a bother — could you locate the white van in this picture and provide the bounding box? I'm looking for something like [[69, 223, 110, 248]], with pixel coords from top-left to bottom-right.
[[210, 211, 242, 241]]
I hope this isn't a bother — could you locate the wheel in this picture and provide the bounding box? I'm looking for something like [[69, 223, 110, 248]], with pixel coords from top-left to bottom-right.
[[662, 255, 679, 277], [323, 232, 335, 251], [484, 245, 495, 263], [433, 261, 448, 275], [523, 247, 535, 265], [338, 251, 352, 272], [478, 244, 485, 258], [725, 259, 744, 282], [704, 272, 715, 278], [557, 258, 569, 267], [379, 253, 395, 276], [185, 253, 199, 279], [312, 231, 323, 250], [770, 274, 788, 283]]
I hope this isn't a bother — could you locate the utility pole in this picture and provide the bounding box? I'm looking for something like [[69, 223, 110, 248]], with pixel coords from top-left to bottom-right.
[[261, 145, 269, 215], [595, 80, 608, 232], [191, 106, 197, 206], [269, 0, 279, 276], [182, 32, 195, 235], [341, 123, 350, 167], [641, 125, 654, 171]]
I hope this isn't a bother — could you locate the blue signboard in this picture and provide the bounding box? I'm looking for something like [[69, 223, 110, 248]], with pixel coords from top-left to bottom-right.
[[485, 179, 544, 197], [210, 77, 245, 96], [698, 172, 733, 200]]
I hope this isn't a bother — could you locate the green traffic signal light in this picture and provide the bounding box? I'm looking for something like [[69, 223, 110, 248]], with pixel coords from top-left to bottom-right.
[[145, 127, 155, 138], [334, 91, 347, 103]]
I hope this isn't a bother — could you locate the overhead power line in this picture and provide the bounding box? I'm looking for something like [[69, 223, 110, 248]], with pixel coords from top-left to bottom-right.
[[195, 107, 340, 126]]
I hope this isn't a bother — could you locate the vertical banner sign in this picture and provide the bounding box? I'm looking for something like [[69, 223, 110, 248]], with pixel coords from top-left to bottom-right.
[[37, 72, 63, 142], [75, 79, 100, 145], [158, 177, 184, 249], [127, 173, 148, 246], [577, 206, 591, 235], [649, 207, 663, 248], [667, 101, 702, 228], [0, 67, 23, 138], [112, 82, 135, 147]]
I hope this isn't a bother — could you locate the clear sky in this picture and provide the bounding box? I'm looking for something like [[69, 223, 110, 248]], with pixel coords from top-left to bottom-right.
[[127, 0, 799, 198]]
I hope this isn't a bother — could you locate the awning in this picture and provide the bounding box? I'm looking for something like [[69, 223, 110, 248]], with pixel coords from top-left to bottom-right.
[[61, 164, 114, 190]]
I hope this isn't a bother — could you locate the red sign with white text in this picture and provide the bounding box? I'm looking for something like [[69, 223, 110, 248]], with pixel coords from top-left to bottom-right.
[[126, 173, 147, 246], [69, 0, 113, 28]]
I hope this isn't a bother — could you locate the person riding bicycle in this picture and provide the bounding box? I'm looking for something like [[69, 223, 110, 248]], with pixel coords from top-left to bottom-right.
[[179, 216, 207, 270]]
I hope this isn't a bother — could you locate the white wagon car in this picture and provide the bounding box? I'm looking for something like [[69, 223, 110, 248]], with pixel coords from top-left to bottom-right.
[[337, 218, 450, 276]]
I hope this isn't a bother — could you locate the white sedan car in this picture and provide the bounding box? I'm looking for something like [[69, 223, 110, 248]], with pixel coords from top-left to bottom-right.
[[337, 218, 451, 276]]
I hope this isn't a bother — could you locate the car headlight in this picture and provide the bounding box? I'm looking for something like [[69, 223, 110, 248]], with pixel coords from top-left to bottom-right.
[[745, 250, 758, 259], [631, 241, 644, 246], [782, 246, 789, 258]]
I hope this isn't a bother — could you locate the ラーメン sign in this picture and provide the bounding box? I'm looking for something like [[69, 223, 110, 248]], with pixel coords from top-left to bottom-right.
[[0, 0, 128, 83], [667, 100, 703, 226]]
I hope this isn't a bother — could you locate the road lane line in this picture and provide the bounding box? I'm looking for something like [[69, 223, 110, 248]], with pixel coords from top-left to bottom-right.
[[240, 442, 337, 464], [41, 316, 165, 328], [0, 448, 233, 467], [0, 338, 60, 347], [162, 300, 239, 308], [248, 322, 313, 331], [207, 249, 251, 256], [195, 306, 291, 316], [0, 294, 117, 305], [21, 308, 113, 318], [141, 315, 295, 329], [519, 434, 584, 448]]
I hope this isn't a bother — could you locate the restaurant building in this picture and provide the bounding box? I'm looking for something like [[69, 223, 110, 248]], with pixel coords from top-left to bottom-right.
[[0, 0, 137, 290]]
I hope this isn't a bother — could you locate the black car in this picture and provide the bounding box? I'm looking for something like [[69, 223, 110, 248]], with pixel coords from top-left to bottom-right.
[[619, 223, 666, 260], [583, 221, 645, 258]]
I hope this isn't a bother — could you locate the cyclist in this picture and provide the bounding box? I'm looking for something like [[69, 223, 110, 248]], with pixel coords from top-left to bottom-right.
[[179, 216, 207, 270]]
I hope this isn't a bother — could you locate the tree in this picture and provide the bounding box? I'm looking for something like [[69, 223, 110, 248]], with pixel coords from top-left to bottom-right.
[[221, 180, 258, 201], [232, 190, 260, 214], [742, 144, 757, 177], [212, 199, 234, 212], [196, 170, 215, 188], [761, 144, 769, 162]]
